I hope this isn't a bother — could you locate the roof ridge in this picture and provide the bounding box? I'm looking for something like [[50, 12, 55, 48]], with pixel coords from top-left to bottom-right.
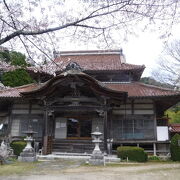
[[122, 62, 145, 67]]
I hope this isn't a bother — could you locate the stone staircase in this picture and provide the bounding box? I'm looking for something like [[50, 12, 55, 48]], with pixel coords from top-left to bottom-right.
[[52, 139, 104, 154]]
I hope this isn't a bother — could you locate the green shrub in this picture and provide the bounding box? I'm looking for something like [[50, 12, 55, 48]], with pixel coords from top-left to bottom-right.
[[10, 141, 26, 156], [170, 134, 180, 161], [148, 155, 161, 161], [117, 146, 148, 162]]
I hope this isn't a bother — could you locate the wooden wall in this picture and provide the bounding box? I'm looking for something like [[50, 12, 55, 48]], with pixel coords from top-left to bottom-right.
[[113, 99, 154, 115], [10, 101, 43, 137], [111, 99, 156, 141]]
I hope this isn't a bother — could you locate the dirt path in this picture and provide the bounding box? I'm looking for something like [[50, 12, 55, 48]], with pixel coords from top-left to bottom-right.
[[1, 160, 180, 180]]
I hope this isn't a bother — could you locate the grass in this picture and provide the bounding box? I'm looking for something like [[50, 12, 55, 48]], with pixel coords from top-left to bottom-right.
[[0, 161, 38, 176]]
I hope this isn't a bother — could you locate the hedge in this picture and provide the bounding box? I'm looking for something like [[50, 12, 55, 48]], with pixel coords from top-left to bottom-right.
[[170, 133, 180, 161], [148, 155, 161, 161], [10, 141, 27, 156], [117, 146, 148, 162]]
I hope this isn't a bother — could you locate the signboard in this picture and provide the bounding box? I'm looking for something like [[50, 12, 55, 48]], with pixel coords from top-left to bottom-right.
[[157, 126, 169, 141]]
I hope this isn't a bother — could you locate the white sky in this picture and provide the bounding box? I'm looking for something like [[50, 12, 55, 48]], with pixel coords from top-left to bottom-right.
[[56, 23, 180, 77], [58, 27, 179, 77], [123, 24, 180, 77], [123, 33, 163, 76], [3, 0, 179, 78]]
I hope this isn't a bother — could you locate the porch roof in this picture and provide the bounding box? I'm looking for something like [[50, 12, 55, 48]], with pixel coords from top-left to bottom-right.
[[0, 81, 179, 99], [20, 70, 128, 100]]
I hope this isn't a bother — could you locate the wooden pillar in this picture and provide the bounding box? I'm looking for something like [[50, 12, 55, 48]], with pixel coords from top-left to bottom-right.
[[44, 108, 48, 136], [28, 101, 32, 128], [43, 107, 49, 155], [103, 110, 108, 153], [131, 99, 134, 115], [108, 109, 113, 139], [153, 143, 157, 156], [153, 101, 157, 141], [7, 102, 13, 136], [42, 99, 50, 155]]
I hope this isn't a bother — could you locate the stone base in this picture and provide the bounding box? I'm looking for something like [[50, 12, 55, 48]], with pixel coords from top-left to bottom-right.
[[18, 150, 37, 162], [89, 158, 104, 165], [89, 152, 104, 165], [18, 156, 37, 162]]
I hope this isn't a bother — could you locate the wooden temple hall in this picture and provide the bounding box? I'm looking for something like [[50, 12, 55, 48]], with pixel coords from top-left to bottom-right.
[[0, 50, 180, 155]]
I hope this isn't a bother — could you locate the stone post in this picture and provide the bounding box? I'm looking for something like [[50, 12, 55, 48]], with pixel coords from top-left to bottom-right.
[[89, 127, 104, 165], [18, 125, 37, 162]]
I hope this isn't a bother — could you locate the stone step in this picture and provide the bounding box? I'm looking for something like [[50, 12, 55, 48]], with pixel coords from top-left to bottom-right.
[[52, 139, 104, 153]]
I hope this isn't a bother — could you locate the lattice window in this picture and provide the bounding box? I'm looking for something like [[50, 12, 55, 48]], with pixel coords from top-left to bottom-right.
[[112, 115, 155, 140]]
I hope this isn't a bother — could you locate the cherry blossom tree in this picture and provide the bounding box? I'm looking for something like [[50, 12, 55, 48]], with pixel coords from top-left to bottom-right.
[[151, 39, 180, 87], [0, 0, 179, 63]]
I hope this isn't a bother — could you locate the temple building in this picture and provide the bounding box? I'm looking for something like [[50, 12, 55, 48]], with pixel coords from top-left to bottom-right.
[[0, 50, 180, 155]]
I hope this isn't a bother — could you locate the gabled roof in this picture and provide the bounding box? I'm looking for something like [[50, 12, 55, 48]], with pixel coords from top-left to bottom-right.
[[53, 50, 145, 73], [0, 50, 145, 81]]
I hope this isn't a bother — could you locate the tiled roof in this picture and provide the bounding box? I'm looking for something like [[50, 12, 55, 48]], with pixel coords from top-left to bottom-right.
[[54, 54, 145, 72], [169, 124, 180, 133], [0, 50, 145, 76], [0, 83, 40, 98], [105, 82, 180, 98], [0, 81, 179, 98]]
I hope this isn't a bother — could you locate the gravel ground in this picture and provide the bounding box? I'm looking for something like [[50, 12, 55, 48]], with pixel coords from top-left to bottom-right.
[[1, 160, 180, 180]]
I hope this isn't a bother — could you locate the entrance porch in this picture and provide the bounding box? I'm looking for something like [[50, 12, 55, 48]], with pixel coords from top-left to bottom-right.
[[21, 69, 127, 155]]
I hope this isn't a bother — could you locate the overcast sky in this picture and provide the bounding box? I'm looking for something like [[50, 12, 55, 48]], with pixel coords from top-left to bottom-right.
[[58, 23, 180, 77], [122, 24, 180, 77], [2, 0, 179, 78]]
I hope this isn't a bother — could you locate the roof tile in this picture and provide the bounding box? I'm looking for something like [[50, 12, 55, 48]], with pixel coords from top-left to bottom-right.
[[0, 82, 179, 98], [105, 82, 180, 97], [169, 124, 180, 133], [54, 54, 145, 71]]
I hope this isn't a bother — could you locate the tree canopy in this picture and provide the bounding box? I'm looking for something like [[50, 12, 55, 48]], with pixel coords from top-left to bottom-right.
[[1, 68, 34, 87], [0, 50, 27, 66], [151, 39, 180, 87], [0, 0, 179, 63], [166, 105, 180, 124], [0, 50, 34, 87]]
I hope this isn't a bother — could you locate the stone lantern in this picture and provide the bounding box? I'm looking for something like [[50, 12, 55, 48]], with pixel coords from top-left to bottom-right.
[[89, 126, 104, 165], [18, 125, 37, 162]]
